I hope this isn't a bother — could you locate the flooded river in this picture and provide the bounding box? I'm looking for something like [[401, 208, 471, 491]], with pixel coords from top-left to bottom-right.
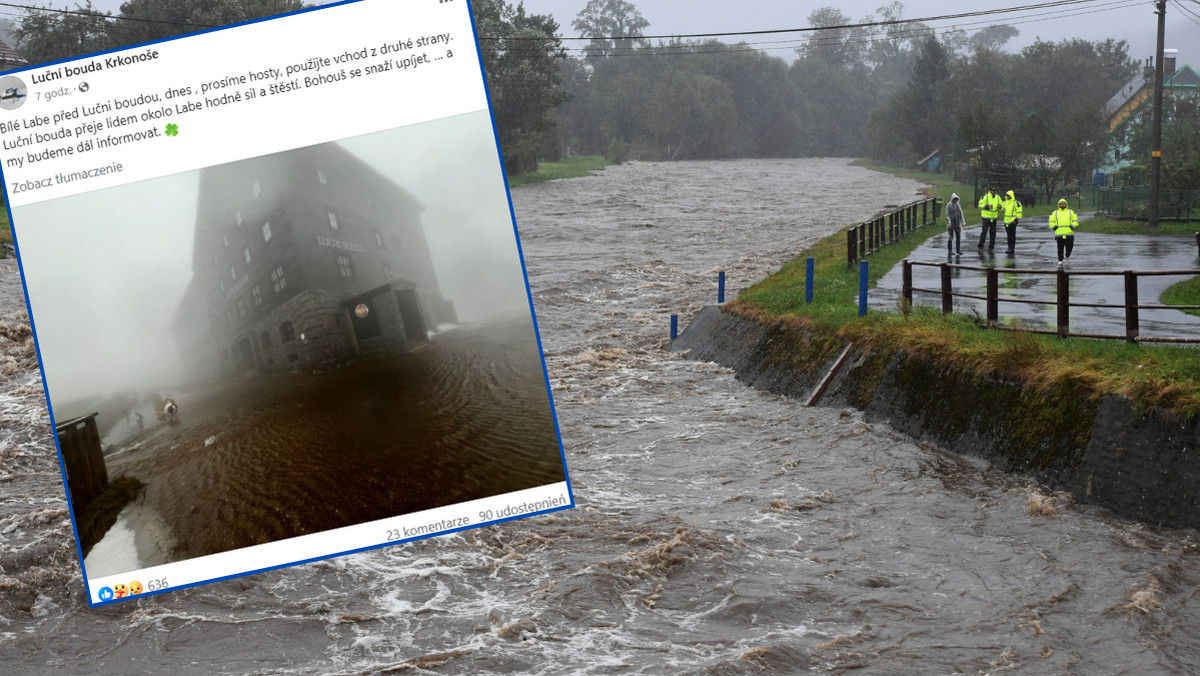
[[4, 160, 1200, 674]]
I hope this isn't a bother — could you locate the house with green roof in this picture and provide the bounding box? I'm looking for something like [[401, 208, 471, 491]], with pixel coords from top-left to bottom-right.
[[1100, 49, 1200, 177]]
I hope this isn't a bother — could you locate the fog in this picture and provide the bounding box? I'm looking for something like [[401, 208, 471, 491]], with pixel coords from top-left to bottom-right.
[[516, 0, 1200, 67], [13, 110, 531, 405]]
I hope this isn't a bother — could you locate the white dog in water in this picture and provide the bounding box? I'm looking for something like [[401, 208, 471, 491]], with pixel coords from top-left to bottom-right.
[[163, 397, 178, 424]]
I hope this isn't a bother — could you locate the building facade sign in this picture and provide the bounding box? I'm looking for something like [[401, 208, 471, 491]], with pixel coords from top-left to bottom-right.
[[316, 235, 366, 253]]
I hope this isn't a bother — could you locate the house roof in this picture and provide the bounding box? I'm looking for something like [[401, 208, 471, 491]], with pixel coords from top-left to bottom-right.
[[1167, 65, 1200, 87], [1103, 71, 1148, 120], [0, 38, 25, 68], [1105, 63, 1199, 132]]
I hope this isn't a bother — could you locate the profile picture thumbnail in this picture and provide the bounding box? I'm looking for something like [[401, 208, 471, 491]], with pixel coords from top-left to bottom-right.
[[0, 75, 27, 110]]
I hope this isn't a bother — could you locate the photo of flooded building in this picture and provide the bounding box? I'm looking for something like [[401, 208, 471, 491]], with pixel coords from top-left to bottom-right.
[[173, 143, 457, 378]]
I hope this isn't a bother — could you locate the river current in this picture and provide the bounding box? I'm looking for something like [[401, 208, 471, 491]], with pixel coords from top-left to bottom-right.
[[3, 159, 1200, 674]]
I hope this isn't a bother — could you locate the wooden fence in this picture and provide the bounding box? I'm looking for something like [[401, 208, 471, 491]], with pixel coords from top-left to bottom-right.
[[847, 197, 940, 269], [902, 260, 1200, 343], [55, 413, 109, 514]]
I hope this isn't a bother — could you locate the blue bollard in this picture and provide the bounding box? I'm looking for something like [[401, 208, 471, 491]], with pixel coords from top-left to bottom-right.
[[718, 271, 726, 304], [858, 261, 868, 317], [670, 314, 678, 340], [805, 257, 814, 304]]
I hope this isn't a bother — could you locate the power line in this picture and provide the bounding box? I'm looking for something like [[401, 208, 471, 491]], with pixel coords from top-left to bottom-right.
[[0, 1, 217, 28], [481, 0, 1146, 59], [1170, 0, 1200, 26], [479, 0, 1113, 42]]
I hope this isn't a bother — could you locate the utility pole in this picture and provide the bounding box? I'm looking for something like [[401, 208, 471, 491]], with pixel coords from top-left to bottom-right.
[[1149, 0, 1166, 228]]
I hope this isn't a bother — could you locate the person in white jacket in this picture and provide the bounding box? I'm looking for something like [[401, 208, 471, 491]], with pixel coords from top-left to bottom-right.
[[945, 193, 964, 255]]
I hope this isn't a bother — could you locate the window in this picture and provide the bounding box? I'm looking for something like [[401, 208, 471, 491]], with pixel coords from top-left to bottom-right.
[[382, 261, 393, 280], [252, 285, 262, 307], [244, 247, 252, 265], [271, 265, 287, 293], [237, 297, 246, 318], [327, 208, 339, 230], [336, 253, 355, 280], [223, 234, 228, 248], [253, 179, 261, 198], [219, 280, 226, 293], [280, 321, 295, 343], [262, 221, 272, 242], [230, 265, 237, 281], [317, 169, 328, 185], [212, 252, 219, 264], [260, 331, 271, 348], [374, 229, 385, 248], [236, 211, 243, 226]]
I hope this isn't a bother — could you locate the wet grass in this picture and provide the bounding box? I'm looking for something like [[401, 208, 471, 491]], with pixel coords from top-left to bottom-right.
[[1163, 275, 1200, 318], [732, 164, 1200, 417], [507, 156, 607, 187], [76, 475, 145, 558], [1080, 214, 1200, 235]]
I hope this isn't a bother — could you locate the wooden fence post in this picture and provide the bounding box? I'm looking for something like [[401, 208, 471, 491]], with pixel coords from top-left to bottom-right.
[[902, 259, 912, 306], [847, 228, 856, 269], [986, 267, 998, 327], [1057, 268, 1070, 338], [1124, 270, 1139, 343], [940, 263, 952, 314]]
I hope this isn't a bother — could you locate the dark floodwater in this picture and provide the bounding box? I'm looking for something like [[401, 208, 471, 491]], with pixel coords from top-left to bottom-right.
[[3, 161, 1200, 674], [98, 317, 561, 562]]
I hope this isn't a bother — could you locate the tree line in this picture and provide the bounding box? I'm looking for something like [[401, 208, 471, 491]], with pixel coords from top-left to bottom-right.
[[8, 0, 1196, 189]]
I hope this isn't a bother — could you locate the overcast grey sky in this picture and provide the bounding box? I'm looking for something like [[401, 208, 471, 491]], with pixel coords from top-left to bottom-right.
[[4, 1, 1196, 70], [514, 0, 1200, 68]]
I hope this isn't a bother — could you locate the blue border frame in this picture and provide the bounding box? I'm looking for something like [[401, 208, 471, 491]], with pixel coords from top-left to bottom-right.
[[0, 0, 574, 609]]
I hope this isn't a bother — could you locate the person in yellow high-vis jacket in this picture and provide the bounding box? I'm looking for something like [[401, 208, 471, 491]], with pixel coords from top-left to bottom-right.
[[1001, 189, 1023, 256], [977, 187, 1002, 250], [1049, 198, 1078, 265]]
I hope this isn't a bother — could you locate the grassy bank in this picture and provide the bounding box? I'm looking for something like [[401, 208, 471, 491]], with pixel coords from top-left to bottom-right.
[[732, 161, 1200, 417], [507, 155, 606, 187]]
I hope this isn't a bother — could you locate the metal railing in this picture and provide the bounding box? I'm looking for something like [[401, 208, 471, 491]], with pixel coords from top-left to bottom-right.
[[1094, 187, 1200, 221], [847, 197, 939, 269], [901, 259, 1200, 343]]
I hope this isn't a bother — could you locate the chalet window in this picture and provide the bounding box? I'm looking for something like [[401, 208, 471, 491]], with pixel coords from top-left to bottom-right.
[[230, 265, 237, 281], [253, 179, 261, 198], [382, 261, 393, 280], [271, 265, 287, 293], [374, 229, 385, 248], [262, 221, 272, 242], [317, 169, 328, 185], [223, 234, 228, 248], [244, 247, 252, 265], [236, 211, 243, 226], [327, 208, 339, 230], [280, 321, 296, 343], [213, 252, 219, 264], [252, 284, 262, 307], [336, 253, 355, 280]]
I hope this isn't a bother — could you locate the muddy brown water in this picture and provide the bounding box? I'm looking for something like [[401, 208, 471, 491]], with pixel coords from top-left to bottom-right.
[[3, 161, 1200, 674]]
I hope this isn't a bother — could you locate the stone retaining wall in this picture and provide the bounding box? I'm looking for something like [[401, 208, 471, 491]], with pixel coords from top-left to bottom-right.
[[672, 306, 1200, 530]]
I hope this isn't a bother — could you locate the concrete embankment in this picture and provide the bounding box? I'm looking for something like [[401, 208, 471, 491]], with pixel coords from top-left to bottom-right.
[[672, 305, 1200, 530]]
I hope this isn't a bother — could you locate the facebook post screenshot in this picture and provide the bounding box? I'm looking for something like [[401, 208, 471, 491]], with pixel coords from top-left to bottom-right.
[[1, 0, 571, 607]]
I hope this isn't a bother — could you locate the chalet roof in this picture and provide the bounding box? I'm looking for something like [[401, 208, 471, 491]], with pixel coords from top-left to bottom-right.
[[1167, 65, 1200, 87], [1103, 71, 1148, 120], [0, 38, 26, 68]]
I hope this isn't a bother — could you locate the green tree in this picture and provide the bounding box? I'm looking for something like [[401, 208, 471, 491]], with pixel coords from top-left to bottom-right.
[[14, 1, 111, 66], [571, 0, 648, 59], [473, 0, 569, 174], [969, 25, 1019, 53], [14, 0, 309, 65]]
